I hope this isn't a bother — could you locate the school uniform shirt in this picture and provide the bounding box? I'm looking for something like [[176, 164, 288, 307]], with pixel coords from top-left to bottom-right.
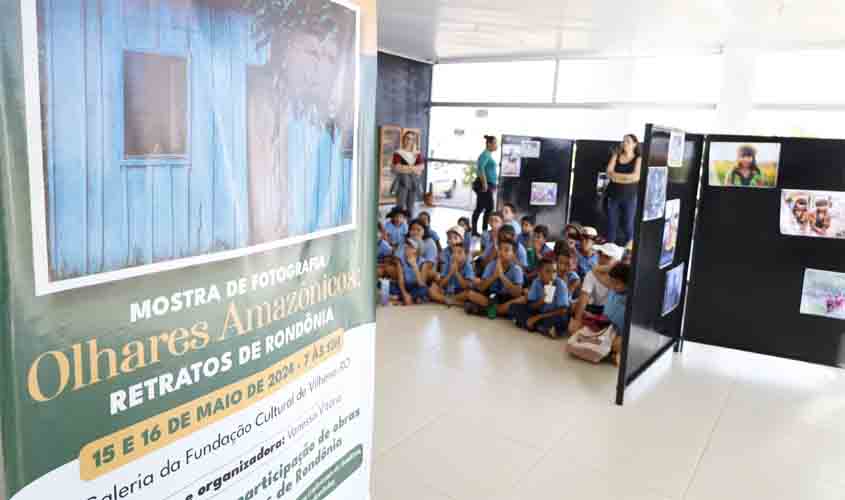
[[562, 270, 580, 290], [429, 229, 441, 246], [576, 251, 599, 277], [581, 271, 610, 306], [482, 261, 525, 295], [439, 246, 453, 268], [398, 254, 424, 287], [517, 232, 532, 248], [463, 233, 474, 254], [527, 277, 571, 314], [481, 231, 494, 252], [394, 238, 438, 265], [604, 290, 628, 330], [482, 241, 529, 269], [445, 260, 476, 294], [377, 239, 392, 260], [505, 220, 521, 236], [384, 221, 408, 247]]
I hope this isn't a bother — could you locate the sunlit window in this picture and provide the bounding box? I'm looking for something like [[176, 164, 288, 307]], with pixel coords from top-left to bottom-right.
[[631, 55, 722, 103], [753, 50, 845, 104], [431, 61, 556, 103]]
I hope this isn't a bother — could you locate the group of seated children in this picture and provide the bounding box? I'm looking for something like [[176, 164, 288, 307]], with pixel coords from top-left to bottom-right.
[[377, 205, 631, 362]]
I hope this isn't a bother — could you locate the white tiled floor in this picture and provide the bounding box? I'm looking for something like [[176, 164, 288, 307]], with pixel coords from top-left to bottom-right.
[[372, 304, 845, 500]]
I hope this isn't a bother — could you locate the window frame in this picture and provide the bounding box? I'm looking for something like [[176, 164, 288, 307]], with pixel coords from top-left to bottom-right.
[[121, 49, 192, 164]]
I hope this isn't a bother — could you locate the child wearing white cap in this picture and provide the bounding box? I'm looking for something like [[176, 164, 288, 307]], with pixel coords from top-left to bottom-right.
[[568, 242, 624, 334]]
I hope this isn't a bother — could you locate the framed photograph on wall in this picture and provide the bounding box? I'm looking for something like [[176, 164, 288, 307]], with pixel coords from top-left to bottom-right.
[[780, 189, 845, 239], [378, 125, 402, 205], [530, 182, 558, 206], [660, 199, 681, 269], [708, 142, 781, 188], [662, 262, 685, 316], [668, 130, 685, 167], [800, 268, 845, 320], [500, 143, 522, 177], [643, 167, 668, 221]]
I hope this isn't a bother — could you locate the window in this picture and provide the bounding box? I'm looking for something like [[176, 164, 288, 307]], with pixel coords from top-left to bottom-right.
[[630, 55, 722, 103], [124, 52, 188, 157], [747, 110, 845, 139], [753, 50, 845, 104], [428, 106, 627, 160], [431, 61, 556, 103], [556, 59, 633, 103]]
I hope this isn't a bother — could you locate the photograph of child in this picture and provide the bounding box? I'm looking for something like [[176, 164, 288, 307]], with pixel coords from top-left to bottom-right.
[[521, 140, 542, 158], [800, 268, 845, 320], [662, 262, 685, 316], [668, 130, 685, 168], [29, 0, 358, 293], [643, 167, 668, 221], [500, 144, 522, 177], [660, 199, 681, 269], [780, 189, 845, 239], [708, 142, 781, 188]]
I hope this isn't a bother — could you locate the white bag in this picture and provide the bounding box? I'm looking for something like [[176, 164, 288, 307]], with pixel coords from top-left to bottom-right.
[[566, 324, 616, 363]]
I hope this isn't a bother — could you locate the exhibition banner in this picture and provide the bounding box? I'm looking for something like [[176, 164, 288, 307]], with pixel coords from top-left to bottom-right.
[[0, 0, 378, 499]]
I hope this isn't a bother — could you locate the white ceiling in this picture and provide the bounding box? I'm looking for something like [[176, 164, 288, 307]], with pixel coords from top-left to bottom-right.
[[378, 0, 845, 62]]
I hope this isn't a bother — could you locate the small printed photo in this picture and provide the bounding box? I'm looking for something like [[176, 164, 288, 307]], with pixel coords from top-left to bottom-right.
[[800, 268, 845, 320], [596, 172, 610, 196], [643, 167, 668, 221], [662, 262, 685, 317], [668, 130, 685, 168], [500, 144, 522, 177], [530, 182, 558, 206], [780, 189, 845, 239], [708, 142, 781, 188], [521, 140, 541, 159], [660, 199, 681, 269]]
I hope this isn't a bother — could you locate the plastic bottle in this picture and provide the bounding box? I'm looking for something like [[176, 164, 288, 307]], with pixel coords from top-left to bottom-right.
[[487, 293, 498, 319], [379, 278, 390, 306]]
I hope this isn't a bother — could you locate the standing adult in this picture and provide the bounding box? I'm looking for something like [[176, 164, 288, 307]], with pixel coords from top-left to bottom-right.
[[472, 135, 499, 236], [606, 134, 642, 246], [391, 130, 424, 218]]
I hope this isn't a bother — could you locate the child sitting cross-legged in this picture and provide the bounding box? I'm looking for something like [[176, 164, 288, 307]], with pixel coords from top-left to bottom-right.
[[465, 239, 524, 317], [429, 242, 477, 306], [392, 238, 430, 306], [509, 258, 571, 337]]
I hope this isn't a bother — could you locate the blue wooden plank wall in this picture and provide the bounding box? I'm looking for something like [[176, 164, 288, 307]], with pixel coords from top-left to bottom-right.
[[41, 0, 355, 281]]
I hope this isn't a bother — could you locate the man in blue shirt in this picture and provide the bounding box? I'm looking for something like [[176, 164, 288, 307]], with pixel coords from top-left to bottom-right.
[[509, 259, 571, 337], [465, 240, 524, 317]]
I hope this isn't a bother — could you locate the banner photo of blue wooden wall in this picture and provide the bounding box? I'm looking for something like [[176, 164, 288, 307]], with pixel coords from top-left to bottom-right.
[[28, 0, 359, 294]]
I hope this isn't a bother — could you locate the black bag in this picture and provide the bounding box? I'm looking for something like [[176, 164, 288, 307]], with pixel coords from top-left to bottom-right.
[[472, 177, 483, 193]]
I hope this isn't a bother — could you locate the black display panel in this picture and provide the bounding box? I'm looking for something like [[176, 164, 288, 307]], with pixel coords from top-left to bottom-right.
[[570, 140, 618, 234], [616, 125, 704, 404], [497, 135, 574, 241], [685, 135, 845, 367]]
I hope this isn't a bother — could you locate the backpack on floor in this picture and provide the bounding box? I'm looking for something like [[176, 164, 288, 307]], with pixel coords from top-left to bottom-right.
[[566, 324, 616, 363]]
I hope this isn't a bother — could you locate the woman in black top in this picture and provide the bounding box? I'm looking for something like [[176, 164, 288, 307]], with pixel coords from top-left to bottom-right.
[[605, 134, 642, 246]]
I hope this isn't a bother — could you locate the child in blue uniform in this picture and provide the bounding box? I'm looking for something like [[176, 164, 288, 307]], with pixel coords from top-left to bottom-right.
[[518, 215, 535, 248], [576, 226, 599, 278], [509, 259, 571, 337], [465, 240, 525, 317], [392, 238, 430, 306], [418, 211, 442, 253], [384, 207, 409, 248], [502, 203, 521, 235], [377, 222, 392, 262], [429, 243, 476, 305], [555, 246, 582, 300]]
